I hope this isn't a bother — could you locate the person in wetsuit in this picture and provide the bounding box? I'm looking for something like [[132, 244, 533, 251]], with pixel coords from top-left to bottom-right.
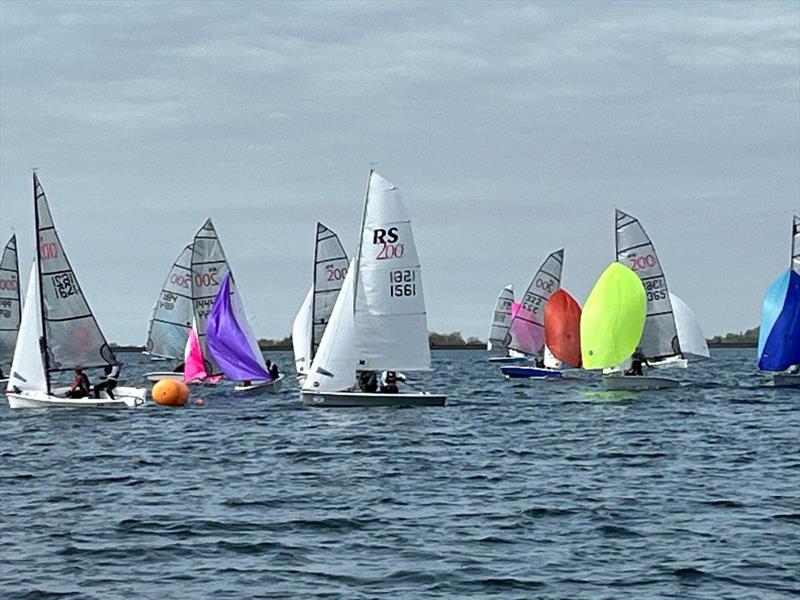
[[94, 362, 120, 399], [67, 369, 91, 398], [626, 348, 647, 376]]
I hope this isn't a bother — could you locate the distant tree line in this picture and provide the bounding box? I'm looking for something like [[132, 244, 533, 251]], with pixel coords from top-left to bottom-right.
[[257, 331, 486, 350], [707, 327, 759, 347]]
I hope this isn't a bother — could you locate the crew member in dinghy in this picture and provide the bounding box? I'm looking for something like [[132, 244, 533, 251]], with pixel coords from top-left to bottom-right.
[[626, 348, 648, 376], [94, 362, 121, 399], [66, 369, 91, 398], [380, 371, 406, 393], [359, 371, 378, 393], [266, 360, 280, 380]]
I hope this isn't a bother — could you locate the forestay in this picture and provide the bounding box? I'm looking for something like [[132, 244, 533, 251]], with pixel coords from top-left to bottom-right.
[[35, 174, 115, 370], [507, 249, 563, 356], [0, 235, 21, 367], [487, 286, 514, 353], [615, 209, 681, 362], [669, 293, 710, 360], [353, 171, 431, 371], [7, 263, 46, 393], [145, 244, 193, 359], [191, 219, 231, 376], [207, 274, 271, 381]]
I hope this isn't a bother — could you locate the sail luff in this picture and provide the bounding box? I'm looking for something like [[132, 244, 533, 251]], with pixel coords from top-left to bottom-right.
[[507, 249, 564, 356], [352, 169, 373, 315], [615, 209, 681, 362], [792, 215, 799, 274]]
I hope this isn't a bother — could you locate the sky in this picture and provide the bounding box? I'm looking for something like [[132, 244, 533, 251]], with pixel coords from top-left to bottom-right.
[[0, 0, 798, 344]]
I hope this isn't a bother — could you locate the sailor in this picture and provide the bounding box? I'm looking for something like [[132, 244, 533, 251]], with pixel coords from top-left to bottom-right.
[[268, 360, 279, 380], [94, 362, 120, 399], [67, 368, 91, 398], [626, 348, 647, 376], [380, 370, 405, 394], [359, 371, 378, 393]]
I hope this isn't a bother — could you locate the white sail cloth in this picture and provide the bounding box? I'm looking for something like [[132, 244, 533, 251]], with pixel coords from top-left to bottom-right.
[[487, 285, 514, 352], [146, 244, 193, 359], [0, 235, 20, 367], [7, 263, 46, 393], [615, 209, 681, 362], [292, 286, 313, 377], [669, 293, 710, 360], [304, 171, 432, 392]]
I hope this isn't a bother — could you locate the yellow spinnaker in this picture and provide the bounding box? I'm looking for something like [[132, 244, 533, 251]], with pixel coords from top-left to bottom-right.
[[580, 262, 646, 369]]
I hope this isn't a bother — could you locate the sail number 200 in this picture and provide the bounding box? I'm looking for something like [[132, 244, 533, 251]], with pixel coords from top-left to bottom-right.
[[389, 269, 417, 297]]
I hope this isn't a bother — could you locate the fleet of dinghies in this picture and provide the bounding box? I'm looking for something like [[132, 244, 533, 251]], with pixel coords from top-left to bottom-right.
[[0, 170, 795, 410]]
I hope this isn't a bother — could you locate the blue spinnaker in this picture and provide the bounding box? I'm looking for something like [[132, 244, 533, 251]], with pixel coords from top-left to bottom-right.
[[758, 269, 800, 371]]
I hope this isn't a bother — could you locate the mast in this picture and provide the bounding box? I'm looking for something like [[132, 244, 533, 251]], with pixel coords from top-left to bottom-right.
[[352, 168, 373, 314], [33, 172, 50, 394], [310, 223, 319, 362]]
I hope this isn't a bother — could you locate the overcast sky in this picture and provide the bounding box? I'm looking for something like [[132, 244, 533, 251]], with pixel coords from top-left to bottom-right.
[[1, 1, 798, 343]]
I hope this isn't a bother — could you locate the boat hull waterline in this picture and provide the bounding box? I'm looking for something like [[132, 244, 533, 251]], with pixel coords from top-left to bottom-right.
[[302, 391, 446, 408], [7, 386, 147, 409], [772, 373, 800, 388], [234, 375, 284, 394], [501, 366, 563, 379]]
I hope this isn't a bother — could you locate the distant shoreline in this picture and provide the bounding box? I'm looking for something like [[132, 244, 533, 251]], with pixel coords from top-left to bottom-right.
[[111, 342, 756, 353]]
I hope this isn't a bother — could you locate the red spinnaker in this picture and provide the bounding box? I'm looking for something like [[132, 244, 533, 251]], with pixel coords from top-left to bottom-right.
[[544, 289, 582, 367]]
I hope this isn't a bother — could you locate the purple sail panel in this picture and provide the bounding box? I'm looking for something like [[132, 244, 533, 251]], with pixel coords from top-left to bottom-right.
[[207, 274, 271, 381]]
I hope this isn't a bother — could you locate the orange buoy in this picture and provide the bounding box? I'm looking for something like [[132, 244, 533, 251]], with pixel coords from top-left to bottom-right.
[[151, 379, 190, 407]]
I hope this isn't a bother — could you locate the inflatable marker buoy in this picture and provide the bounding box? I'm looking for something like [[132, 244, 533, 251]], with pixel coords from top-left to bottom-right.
[[151, 379, 190, 407]]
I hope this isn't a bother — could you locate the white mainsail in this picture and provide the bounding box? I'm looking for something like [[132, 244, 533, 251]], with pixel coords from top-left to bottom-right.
[[35, 173, 115, 371], [487, 285, 514, 353], [191, 218, 231, 376], [304, 170, 432, 392], [507, 249, 564, 356], [0, 235, 21, 368], [615, 209, 681, 362], [7, 262, 46, 393], [793, 215, 799, 274], [669, 293, 710, 360], [353, 171, 431, 371], [145, 244, 193, 359], [292, 286, 313, 376]]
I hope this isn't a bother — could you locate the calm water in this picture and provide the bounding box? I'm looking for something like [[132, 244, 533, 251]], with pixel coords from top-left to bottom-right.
[[0, 348, 798, 599]]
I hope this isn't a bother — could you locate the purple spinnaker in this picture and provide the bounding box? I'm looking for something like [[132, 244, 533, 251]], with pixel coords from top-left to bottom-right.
[[207, 274, 271, 381]]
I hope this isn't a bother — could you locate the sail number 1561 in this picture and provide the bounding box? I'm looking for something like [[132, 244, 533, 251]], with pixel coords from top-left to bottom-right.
[[389, 269, 417, 297]]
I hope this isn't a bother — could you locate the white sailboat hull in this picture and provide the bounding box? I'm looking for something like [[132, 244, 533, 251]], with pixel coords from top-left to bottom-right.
[[234, 375, 284, 394], [772, 373, 800, 387], [301, 390, 446, 407], [603, 375, 680, 391], [649, 356, 689, 370], [145, 371, 184, 382], [6, 386, 147, 409]]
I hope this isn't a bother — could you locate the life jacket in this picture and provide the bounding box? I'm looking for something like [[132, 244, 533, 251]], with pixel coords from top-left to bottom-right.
[[385, 371, 397, 385]]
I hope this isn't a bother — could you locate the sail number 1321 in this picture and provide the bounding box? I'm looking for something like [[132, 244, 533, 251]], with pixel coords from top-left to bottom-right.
[[389, 269, 417, 297]]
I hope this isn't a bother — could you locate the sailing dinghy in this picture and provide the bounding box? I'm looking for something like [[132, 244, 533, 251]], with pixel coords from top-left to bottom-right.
[[758, 216, 800, 387], [301, 171, 445, 407], [500, 249, 568, 379], [292, 222, 349, 383], [603, 209, 684, 389], [6, 174, 146, 409], [487, 286, 526, 363], [208, 273, 283, 394], [144, 244, 193, 382], [580, 262, 660, 390], [0, 235, 21, 386]]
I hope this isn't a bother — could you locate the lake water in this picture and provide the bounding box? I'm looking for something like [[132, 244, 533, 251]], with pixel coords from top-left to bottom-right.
[[1, 348, 798, 599]]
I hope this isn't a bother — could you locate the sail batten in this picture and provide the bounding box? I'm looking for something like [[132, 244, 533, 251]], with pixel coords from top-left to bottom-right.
[[34, 174, 115, 372], [615, 209, 680, 361]]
